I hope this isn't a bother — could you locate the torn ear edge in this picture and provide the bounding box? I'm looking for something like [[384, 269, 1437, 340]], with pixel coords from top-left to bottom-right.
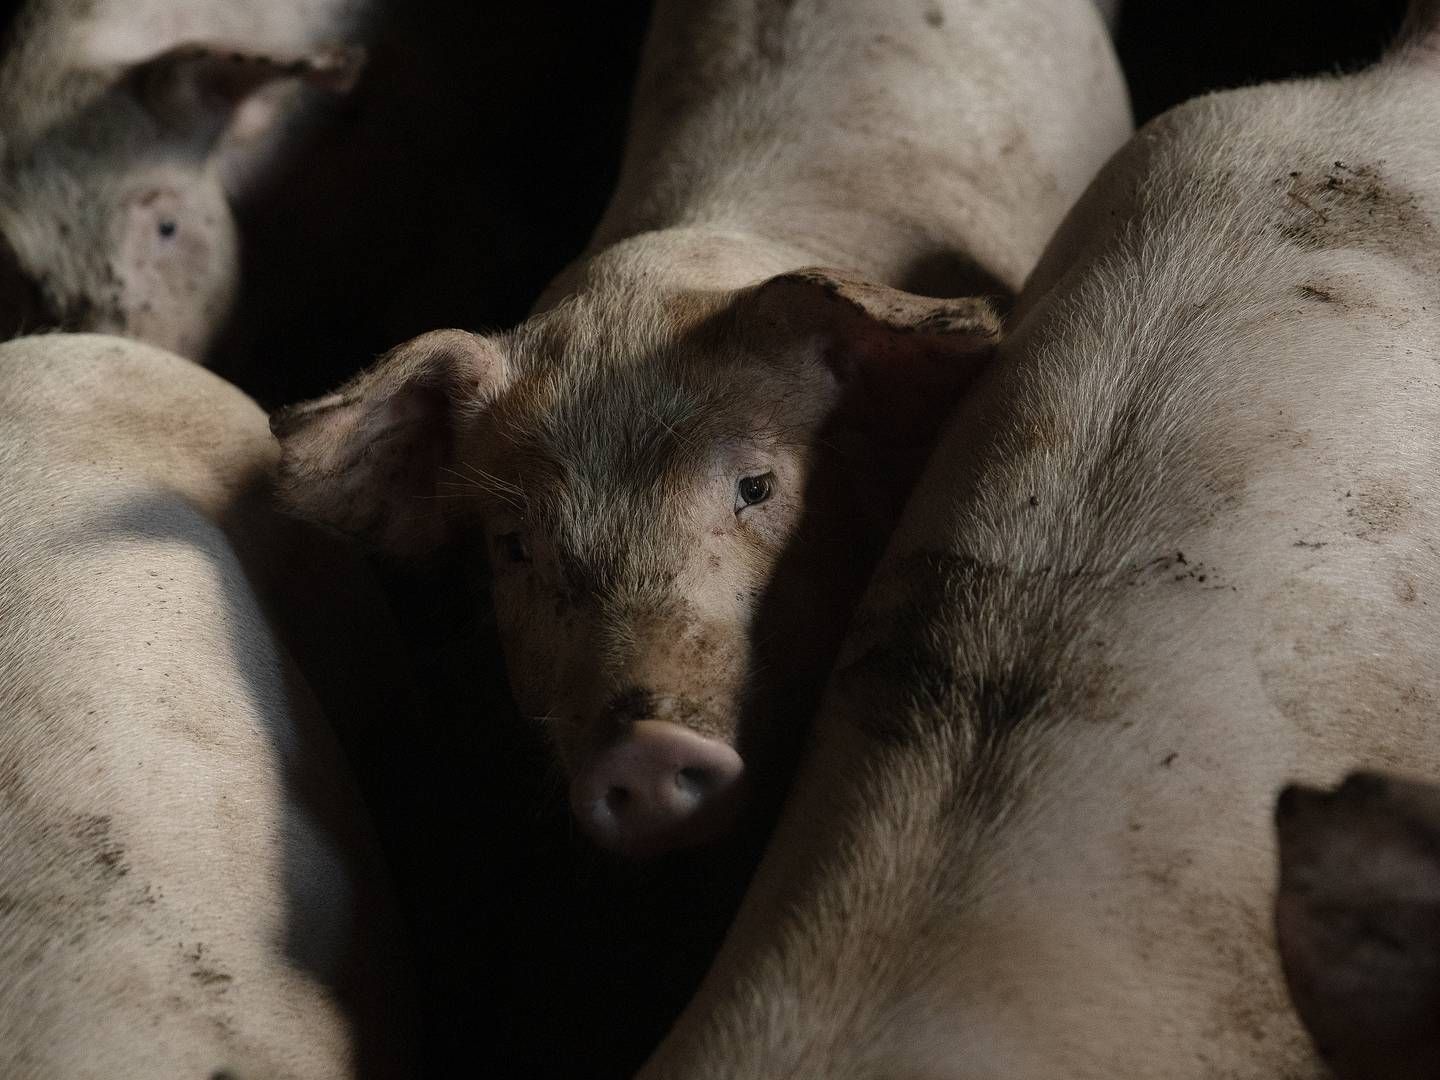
[[270, 328, 507, 557], [748, 267, 1002, 352], [127, 41, 366, 143], [744, 266, 1003, 458]]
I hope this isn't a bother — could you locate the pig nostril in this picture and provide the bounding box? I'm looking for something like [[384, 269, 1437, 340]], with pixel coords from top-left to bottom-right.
[[676, 765, 714, 794], [572, 722, 747, 856], [605, 786, 632, 815]]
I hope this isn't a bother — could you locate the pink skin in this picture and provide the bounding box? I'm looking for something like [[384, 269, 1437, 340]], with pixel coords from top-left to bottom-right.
[[571, 721, 747, 860]]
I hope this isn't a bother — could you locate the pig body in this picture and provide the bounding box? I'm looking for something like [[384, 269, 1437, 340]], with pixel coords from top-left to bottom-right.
[[0, 0, 370, 357], [0, 334, 410, 1078], [636, 9, 1440, 1078], [276, 0, 1130, 856]]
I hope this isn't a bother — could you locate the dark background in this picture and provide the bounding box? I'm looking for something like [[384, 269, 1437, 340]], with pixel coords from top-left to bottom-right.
[[0, 1, 1412, 1077]]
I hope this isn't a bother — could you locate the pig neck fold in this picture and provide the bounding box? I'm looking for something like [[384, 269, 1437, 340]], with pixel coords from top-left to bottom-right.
[[534, 0, 1128, 311], [638, 49, 1440, 1080]]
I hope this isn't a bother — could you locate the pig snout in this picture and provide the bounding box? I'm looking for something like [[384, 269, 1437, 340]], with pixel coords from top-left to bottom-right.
[[571, 719, 745, 858]]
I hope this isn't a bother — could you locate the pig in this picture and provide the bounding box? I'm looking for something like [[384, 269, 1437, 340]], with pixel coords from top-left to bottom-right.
[[0, 333, 412, 1078], [0, 0, 371, 358], [272, 0, 1131, 858], [1276, 772, 1440, 1080], [629, 4, 1440, 1077]]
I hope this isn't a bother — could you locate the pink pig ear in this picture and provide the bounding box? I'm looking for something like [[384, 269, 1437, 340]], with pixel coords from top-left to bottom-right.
[[271, 329, 508, 556], [740, 268, 1001, 460], [126, 41, 365, 145], [1274, 772, 1440, 1080]]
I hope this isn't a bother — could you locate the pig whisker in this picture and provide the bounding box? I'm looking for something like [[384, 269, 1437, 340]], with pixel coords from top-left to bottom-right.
[[457, 460, 527, 498], [641, 403, 712, 462], [425, 482, 489, 500], [455, 460, 528, 502], [438, 464, 527, 514]]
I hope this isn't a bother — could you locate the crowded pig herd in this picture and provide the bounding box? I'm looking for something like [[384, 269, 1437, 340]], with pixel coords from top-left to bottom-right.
[[0, 0, 1437, 1076]]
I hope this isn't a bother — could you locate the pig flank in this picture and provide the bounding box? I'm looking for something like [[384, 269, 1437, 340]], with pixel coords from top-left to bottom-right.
[[0, 0, 367, 358], [274, 0, 1130, 856], [635, 7, 1440, 1079], [0, 334, 410, 1078]]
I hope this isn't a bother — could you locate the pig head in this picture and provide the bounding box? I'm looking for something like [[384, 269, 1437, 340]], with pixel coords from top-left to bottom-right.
[[1276, 773, 1440, 1080], [0, 37, 361, 358], [273, 270, 998, 857]]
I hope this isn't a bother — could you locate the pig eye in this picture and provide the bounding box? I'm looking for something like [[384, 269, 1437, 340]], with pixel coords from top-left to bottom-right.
[[735, 471, 774, 512], [495, 531, 530, 565], [157, 220, 178, 239]]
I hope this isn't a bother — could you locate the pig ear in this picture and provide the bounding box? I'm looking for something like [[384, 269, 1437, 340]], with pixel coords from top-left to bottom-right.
[[741, 268, 1001, 454], [1274, 773, 1440, 1079], [271, 329, 508, 556], [126, 42, 364, 145], [1395, 0, 1440, 60]]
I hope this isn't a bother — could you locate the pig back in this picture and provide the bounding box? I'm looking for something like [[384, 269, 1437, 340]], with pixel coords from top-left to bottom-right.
[[0, 333, 410, 1079]]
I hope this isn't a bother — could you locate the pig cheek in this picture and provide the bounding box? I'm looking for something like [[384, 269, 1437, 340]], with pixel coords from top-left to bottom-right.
[[490, 577, 549, 712], [752, 505, 871, 705], [115, 194, 237, 356], [492, 574, 588, 767]]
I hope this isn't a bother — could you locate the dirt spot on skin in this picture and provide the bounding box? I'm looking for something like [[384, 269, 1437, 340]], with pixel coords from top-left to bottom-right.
[[73, 813, 128, 879], [1346, 481, 1411, 540], [1198, 892, 1316, 1060], [1296, 282, 1337, 304], [1127, 843, 1318, 1069], [838, 549, 1141, 756], [1132, 551, 1222, 589], [1070, 638, 1138, 726], [1257, 579, 1436, 763], [923, 4, 944, 28], [1276, 161, 1433, 261], [837, 553, 1037, 750], [863, 32, 926, 67], [184, 942, 234, 992], [1141, 846, 1196, 890]]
